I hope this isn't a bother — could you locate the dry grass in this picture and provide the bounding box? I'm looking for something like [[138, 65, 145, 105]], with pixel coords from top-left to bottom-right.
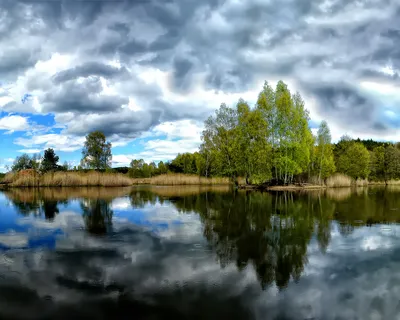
[[386, 180, 400, 185], [325, 173, 353, 188], [132, 174, 230, 186], [4, 171, 133, 187], [3, 171, 230, 187], [355, 179, 369, 187]]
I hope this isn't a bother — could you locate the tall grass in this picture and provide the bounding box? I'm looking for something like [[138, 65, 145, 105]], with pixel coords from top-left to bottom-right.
[[2, 171, 231, 187], [132, 174, 230, 186], [355, 179, 369, 187], [4, 171, 133, 187], [325, 173, 353, 188]]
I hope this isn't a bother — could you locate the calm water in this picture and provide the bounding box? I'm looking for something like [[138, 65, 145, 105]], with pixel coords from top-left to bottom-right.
[[1, 186, 400, 319]]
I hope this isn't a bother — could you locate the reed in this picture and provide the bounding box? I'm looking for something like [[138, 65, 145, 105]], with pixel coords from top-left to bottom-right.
[[132, 174, 230, 186], [325, 173, 353, 188], [5, 171, 133, 187], [355, 179, 369, 187]]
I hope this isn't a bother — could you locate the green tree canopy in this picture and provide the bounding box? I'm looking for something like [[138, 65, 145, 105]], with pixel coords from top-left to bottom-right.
[[11, 154, 39, 172], [82, 131, 112, 170], [315, 121, 336, 180], [41, 148, 60, 172], [336, 142, 370, 179]]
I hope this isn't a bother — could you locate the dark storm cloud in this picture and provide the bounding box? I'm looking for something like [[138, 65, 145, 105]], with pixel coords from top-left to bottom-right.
[[52, 62, 128, 84], [171, 57, 194, 92], [64, 108, 162, 137], [42, 78, 128, 113], [0, 49, 46, 80]]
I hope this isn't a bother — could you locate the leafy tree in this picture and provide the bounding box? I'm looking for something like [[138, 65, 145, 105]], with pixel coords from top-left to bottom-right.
[[41, 148, 59, 172], [12, 154, 35, 172], [157, 161, 168, 175], [315, 121, 335, 180], [336, 142, 370, 179], [369, 146, 385, 181], [82, 131, 112, 170], [384, 145, 400, 181], [256, 81, 313, 184], [170, 153, 198, 174], [236, 99, 271, 184], [201, 104, 240, 181], [129, 159, 145, 178]]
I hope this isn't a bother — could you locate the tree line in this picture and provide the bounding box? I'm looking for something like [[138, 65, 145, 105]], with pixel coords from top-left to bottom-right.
[[129, 81, 400, 184]]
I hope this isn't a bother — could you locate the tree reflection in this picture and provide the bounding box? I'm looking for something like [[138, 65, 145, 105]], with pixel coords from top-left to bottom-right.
[[80, 199, 113, 235], [170, 190, 335, 290], [42, 200, 59, 221]]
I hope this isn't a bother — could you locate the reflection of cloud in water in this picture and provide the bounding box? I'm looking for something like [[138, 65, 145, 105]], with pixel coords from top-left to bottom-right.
[[111, 197, 131, 210], [3, 187, 400, 318], [0, 231, 28, 248], [115, 205, 204, 242]]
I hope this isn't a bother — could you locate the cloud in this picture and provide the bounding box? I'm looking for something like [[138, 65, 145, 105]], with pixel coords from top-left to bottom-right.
[[1, 0, 400, 162], [17, 149, 42, 154], [14, 134, 86, 152], [0, 115, 30, 132], [112, 119, 203, 165], [52, 62, 128, 84]]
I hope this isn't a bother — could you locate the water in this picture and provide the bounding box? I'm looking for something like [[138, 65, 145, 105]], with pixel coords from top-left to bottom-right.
[[0, 186, 400, 319]]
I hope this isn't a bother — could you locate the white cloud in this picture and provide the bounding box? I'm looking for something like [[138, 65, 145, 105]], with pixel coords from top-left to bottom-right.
[[0, 115, 30, 132], [14, 133, 86, 152], [17, 148, 42, 154]]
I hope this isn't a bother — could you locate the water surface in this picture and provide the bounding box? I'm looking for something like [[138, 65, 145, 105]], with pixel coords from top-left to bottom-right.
[[0, 185, 399, 319]]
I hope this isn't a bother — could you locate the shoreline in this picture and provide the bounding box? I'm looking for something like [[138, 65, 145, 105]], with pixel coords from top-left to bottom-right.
[[238, 182, 390, 191], [0, 183, 393, 190]]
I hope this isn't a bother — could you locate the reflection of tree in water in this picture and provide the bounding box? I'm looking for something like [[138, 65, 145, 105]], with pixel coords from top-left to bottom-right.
[[11, 199, 41, 216], [171, 191, 334, 290], [42, 200, 59, 221], [7, 193, 60, 221], [80, 199, 113, 235], [129, 189, 159, 208]]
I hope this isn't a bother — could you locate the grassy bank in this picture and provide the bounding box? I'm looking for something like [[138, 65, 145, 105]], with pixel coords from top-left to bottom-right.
[[132, 174, 230, 186]]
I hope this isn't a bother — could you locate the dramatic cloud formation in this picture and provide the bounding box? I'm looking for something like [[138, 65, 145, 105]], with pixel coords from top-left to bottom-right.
[[1, 0, 400, 168]]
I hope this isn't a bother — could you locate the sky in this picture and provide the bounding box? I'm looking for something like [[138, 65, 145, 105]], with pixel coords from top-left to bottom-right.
[[1, 0, 400, 171]]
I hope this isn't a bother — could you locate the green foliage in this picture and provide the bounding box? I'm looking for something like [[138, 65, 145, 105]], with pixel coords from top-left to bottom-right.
[[169, 153, 198, 174], [201, 103, 241, 180], [11, 153, 41, 172], [336, 142, 370, 179], [82, 131, 112, 170], [200, 80, 313, 184], [315, 121, 336, 180], [384, 145, 400, 180], [157, 161, 168, 175], [369, 146, 385, 181], [41, 148, 60, 172], [354, 138, 391, 151]]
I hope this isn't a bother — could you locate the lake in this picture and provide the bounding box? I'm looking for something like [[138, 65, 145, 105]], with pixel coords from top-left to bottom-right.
[[0, 186, 400, 319]]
